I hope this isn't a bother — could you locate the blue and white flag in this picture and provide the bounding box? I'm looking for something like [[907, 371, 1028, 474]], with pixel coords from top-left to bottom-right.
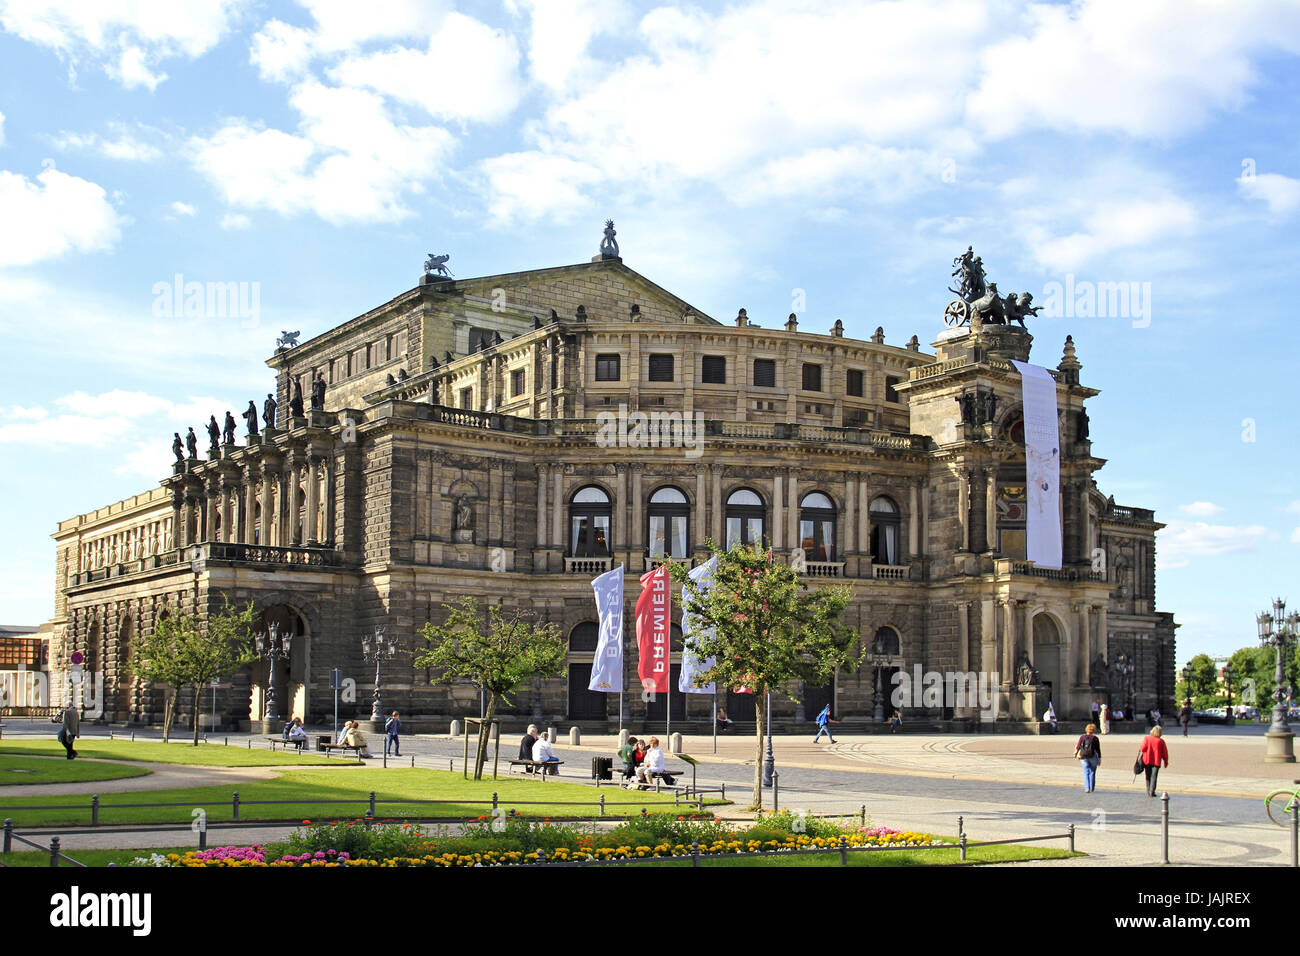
[[679, 557, 718, 694], [1011, 361, 1062, 570], [588, 565, 624, 692]]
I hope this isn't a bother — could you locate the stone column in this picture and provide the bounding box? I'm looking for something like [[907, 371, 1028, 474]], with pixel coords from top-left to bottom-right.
[[1094, 603, 1108, 663], [171, 492, 184, 550], [1002, 599, 1017, 684], [957, 469, 970, 552], [552, 470, 564, 551], [323, 454, 336, 545], [282, 457, 299, 546], [710, 466, 722, 544], [858, 478, 870, 555], [772, 474, 784, 550], [305, 454, 320, 545], [985, 468, 998, 552], [1076, 603, 1091, 683], [536, 464, 548, 547], [787, 471, 799, 553], [243, 471, 257, 545], [260, 470, 273, 546], [221, 478, 236, 543], [844, 476, 857, 553], [694, 467, 707, 552], [614, 465, 628, 552], [630, 466, 644, 553], [908, 481, 920, 558]]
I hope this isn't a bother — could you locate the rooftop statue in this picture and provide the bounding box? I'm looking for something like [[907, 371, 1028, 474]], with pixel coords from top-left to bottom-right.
[[276, 330, 300, 351], [185, 427, 198, 459], [243, 400, 260, 437], [263, 393, 277, 430], [424, 253, 453, 278], [172, 432, 184, 463], [599, 220, 619, 259], [943, 248, 1039, 329], [222, 411, 237, 445], [206, 415, 221, 452]]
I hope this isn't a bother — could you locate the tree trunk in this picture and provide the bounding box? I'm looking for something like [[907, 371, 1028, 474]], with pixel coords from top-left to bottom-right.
[[161, 686, 177, 744], [192, 684, 202, 746], [475, 693, 499, 780], [752, 691, 765, 810]]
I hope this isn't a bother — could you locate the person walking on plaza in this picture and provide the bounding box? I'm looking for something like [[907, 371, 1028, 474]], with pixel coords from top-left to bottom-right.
[[384, 711, 402, 756], [1099, 702, 1111, 735], [1074, 723, 1102, 792], [1137, 725, 1169, 797], [1178, 702, 1192, 737], [54, 700, 79, 759], [1090, 698, 1100, 727], [812, 704, 838, 744]]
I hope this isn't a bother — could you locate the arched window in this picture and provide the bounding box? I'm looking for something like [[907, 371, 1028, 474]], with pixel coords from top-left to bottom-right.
[[725, 489, 766, 549], [569, 621, 599, 653], [872, 626, 901, 656], [799, 492, 836, 562], [869, 495, 900, 565], [569, 486, 612, 557], [647, 487, 689, 559]]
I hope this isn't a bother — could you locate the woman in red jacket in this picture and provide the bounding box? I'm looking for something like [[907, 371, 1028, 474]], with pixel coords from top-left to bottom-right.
[[1138, 725, 1169, 796]]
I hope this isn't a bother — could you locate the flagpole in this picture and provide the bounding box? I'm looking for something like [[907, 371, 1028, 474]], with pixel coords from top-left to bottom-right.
[[712, 690, 717, 754]]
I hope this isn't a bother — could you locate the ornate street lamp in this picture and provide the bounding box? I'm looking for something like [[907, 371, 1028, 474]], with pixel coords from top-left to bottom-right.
[[1256, 599, 1297, 764], [871, 637, 887, 724], [254, 622, 290, 731], [762, 690, 775, 788], [1180, 664, 1192, 711], [361, 625, 398, 726]]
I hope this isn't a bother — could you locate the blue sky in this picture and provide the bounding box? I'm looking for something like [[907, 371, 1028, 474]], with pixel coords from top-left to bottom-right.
[[0, 0, 1297, 664]]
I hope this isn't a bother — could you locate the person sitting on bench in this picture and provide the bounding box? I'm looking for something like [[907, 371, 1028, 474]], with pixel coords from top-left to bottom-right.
[[344, 721, 373, 758], [716, 708, 734, 733], [287, 717, 309, 751], [617, 736, 638, 779], [632, 737, 674, 789], [532, 732, 560, 774], [519, 724, 540, 773]]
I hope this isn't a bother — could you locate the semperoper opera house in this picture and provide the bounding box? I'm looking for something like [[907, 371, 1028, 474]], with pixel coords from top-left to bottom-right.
[[47, 227, 1176, 732]]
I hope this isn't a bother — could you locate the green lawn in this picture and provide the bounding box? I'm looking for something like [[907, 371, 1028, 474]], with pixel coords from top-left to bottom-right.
[[0, 738, 339, 767], [0, 767, 712, 826], [0, 754, 151, 786], [648, 844, 1079, 866], [0, 846, 192, 868]]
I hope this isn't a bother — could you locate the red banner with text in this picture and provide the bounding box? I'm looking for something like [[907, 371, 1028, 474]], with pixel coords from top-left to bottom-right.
[[635, 564, 671, 694]]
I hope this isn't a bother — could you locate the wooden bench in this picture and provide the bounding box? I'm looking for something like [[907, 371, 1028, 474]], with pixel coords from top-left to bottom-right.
[[508, 759, 563, 779], [617, 767, 687, 791], [320, 742, 367, 761], [265, 736, 311, 752]]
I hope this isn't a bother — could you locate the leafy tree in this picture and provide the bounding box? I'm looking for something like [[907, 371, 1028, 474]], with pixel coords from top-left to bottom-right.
[[416, 597, 566, 780], [1174, 653, 1219, 710], [130, 598, 257, 744], [670, 541, 856, 810]]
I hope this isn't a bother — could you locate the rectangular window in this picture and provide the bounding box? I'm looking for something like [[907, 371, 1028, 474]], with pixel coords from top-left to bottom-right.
[[701, 355, 726, 384], [885, 376, 902, 403], [648, 515, 688, 559], [753, 359, 776, 387], [460, 387, 474, 410], [648, 353, 674, 381], [595, 354, 621, 381], [511, 369, 526, 397], [846, 369, 864, 397], [802, 363, 822, 392]]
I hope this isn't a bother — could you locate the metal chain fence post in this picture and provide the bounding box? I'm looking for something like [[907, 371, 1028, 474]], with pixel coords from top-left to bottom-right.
[[1068, 823, 1075, 853], [1161, 792, 1170, 865]]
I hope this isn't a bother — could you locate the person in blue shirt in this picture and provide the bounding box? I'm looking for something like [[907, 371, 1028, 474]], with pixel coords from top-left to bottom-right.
[[813, 704, 838, 744], [384, 711, 402, 756]]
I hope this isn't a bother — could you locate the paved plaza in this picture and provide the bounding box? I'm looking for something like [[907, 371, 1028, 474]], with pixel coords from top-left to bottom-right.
[[1, 721, 1295, 866]]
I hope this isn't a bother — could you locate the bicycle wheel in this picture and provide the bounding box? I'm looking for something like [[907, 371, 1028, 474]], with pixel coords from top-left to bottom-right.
[[1265, 789, 1299, 827]]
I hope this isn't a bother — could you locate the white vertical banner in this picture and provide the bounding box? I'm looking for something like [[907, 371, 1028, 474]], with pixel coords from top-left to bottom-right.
[[1011, 361, 1062, 570], [588, 564, 624, 692], [679, 557, 718, 694]]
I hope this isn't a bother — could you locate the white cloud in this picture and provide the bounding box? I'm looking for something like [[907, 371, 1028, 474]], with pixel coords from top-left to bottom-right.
[[50, 123, 166, 162], [190, 82, 455, 224], [1179, 501, 1223, 518], [1292, 527, 1300, 544], [330, 12, 523, 123], [6, 405, 47, 420], [478, 151, 601, 223], [169, 200, 196, 217], [968, 0, 1300, 139], [1285, 500, 1300, 515], [1157, 519, 1272, 569], [509, 0, 628, 94], [220, 212, 251, 230], [0, 391, 234, 453], [1238, 171, 1300, 217], [0, 0, 248, 89], [0, 164, 126, 267]]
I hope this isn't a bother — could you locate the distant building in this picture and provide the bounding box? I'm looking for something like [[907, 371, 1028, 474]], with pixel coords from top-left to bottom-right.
[[0, 624, 48, 709], [47, 235, 1175, 729]]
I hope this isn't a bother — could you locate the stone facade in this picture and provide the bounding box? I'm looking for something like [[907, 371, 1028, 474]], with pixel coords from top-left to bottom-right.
[[47, 252, 1176, 730]]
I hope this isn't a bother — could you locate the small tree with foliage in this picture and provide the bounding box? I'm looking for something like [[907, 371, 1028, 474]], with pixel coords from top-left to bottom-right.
[[131, 598, 257, 744], [417, 597, 566, 780], [670, 541, 856, 809], [1174, 653, 1220, 710]]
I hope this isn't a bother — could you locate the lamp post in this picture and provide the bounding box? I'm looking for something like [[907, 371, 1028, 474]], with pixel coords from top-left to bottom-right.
[[1180, 664, 1192, 711], [762, 690, 775, 787], [1222, 663, 1235, 726], [871, 637, 887, 724], [254, 622, 290, 733], [361, 625, 398, 729], [1256, 599, 1297, 763]]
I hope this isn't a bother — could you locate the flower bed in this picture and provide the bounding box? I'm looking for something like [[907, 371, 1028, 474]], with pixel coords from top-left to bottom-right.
[[130, 813, 947, 868]]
